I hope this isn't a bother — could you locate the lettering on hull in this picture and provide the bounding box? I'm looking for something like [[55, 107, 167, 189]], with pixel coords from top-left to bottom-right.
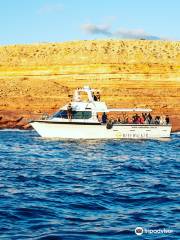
[[122, 133, 149, 138]]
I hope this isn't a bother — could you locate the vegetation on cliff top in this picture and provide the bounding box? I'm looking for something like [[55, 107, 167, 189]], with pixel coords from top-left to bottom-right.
[[0, 40, 179, 67]]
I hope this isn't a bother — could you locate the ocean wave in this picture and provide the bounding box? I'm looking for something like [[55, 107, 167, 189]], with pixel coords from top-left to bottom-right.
[[0, 131, 179, 239]]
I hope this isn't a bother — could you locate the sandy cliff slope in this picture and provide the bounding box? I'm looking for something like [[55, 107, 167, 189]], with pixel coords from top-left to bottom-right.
[[0, 40, 179, 131]]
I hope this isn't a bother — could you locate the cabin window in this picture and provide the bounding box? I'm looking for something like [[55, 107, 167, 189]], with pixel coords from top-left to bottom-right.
[[53, 110, 92, 119], [73, 111, 92, 119], [53, 110, 67, 118]]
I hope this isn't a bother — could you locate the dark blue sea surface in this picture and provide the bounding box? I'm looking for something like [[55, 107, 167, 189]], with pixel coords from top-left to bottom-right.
[[0, 130, 179, 240]]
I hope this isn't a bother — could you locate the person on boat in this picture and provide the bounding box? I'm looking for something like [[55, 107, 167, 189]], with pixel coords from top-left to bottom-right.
[[160, 115, 165, 125], [158, 116, 161, 124], [132, 114, 139, 124], [94, 95, 97, 101], [102, 112, 107, 123], [132, 115, 135, 123], [142, 113, 147, 121], [106, 118, 113, 129], [117, 117, 121, 123], [147, 113, 152, 124], [136, 116, 141, 124], [165, 115, 170, 124], [155, 116, 160, 124], [92, 92, 97, 101], [140, 116, 145, 124], [125, 117, 132, 124], [96, 92, 101, 101], [67, 103, 73, 120]]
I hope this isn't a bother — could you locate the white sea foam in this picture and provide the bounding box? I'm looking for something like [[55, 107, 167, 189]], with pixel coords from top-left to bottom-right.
[[0, 129, 32, 132], [172, 131, 180, 135]]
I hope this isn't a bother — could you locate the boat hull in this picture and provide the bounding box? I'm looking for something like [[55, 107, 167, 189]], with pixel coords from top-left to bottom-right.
[[31, 121, 172, 139]]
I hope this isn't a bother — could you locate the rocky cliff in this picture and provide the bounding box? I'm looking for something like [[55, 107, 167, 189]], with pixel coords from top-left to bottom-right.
[[0, 40, 179, 131]]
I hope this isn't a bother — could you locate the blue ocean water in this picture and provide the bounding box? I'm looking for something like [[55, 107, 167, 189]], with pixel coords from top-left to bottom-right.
[[0, 130, 179, 240]]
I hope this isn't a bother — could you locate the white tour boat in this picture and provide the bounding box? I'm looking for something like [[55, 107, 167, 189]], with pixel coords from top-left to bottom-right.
[[30, 86, 171, 139]]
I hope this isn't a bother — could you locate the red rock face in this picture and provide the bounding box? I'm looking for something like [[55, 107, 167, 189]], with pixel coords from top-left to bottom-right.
[[0, 40, 179, 131]]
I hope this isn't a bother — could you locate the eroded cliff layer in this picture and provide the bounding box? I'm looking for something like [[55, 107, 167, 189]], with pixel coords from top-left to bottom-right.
[[0, 40, 179, 131]]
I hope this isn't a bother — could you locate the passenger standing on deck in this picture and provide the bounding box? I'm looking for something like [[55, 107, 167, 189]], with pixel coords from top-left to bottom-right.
[[165, 115, 170, 124], [102, 112, 107, 123], [147, 113, 152, 124], [117, 117, 121, 123], [67, 103, 73, 120], [96, 92, 101, 101], [92, 92, 97, 101], [142, 113, 147, 121], [155, 116, 160, 124], [140, 116, 145, 124], [160, 115, 166, 125], [106, 118, 114, 129]]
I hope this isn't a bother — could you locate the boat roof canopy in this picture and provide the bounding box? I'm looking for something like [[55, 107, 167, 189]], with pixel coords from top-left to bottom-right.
[[61, 103, 152, 113], [107, 108, 152, 112], [61, 101, 108, 112]]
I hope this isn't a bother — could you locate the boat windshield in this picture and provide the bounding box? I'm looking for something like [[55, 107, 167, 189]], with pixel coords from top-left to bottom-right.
[[53, 110, 92, 119]]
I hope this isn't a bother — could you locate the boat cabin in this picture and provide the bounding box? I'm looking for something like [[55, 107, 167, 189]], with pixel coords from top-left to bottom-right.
[[51, 86, 107, 122]]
